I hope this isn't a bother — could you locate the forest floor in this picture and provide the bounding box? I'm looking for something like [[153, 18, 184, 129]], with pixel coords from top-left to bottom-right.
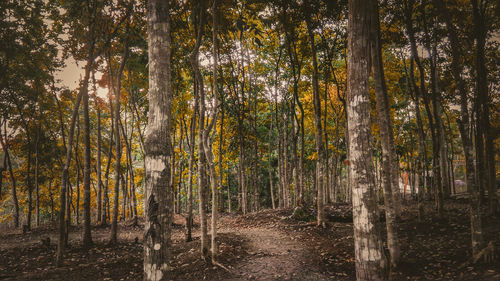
[[0, 199, 499, 281]]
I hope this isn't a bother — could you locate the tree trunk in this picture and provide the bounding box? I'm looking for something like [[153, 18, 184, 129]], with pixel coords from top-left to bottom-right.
[[209, 1, 219, 261], [35, 126, 40, 227], [369, 0, 400, 267], [190, 0, 209, 259], [471, 0, 495, 215], [110, 30, 129, 244], [56, 71, 86, 266], [102, 97, 114, 225], [144, 0, 174, 279], [304, 11, 325, 227], [96, 101, 102, 223], [434, 0, 484, 257], [75, 118, 81, 225], [347, 0, 388, 279], [185, 107, 196, 241], [82, 63, 93, 246], [1, 127, 20, 228]]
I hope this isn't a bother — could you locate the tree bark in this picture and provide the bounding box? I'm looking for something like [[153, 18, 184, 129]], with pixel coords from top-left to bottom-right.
[[56, 73, 86, 266], [82, 63, 93, 247], [190, 0, 209, 259], [369, 0, 400, 267], [144, 0, 174, 279], [0, 124, 19, 228], [304, 10, 326, 227], [471, 0, 495, 215], [110, 29, 129, 244], [348, 0, 388, 279], [96, 100, 102, 223], [35, 125, 40, 227], [434, 0, 484, 256]]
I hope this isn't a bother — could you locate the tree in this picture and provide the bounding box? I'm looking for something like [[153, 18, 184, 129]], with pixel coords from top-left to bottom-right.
[[347, 0, 388, 279], [190, 0, 209, 259], [369, 0, 400, 268], [143, 0, 174, 279]]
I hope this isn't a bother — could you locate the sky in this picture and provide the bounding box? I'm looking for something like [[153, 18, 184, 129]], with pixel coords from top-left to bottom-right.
[[55, 58, 108, 98]]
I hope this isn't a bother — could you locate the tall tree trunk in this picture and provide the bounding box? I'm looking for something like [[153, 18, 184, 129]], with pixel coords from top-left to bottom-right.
[[185, 107, 196, 241], [347, 0, 388, 279], [209, 1, 219, 261], [121, 118, 138, 222], [56, 68, 86, 265], [75, 118, 81, 225], [190, 0, 209, 259], [110, 30, 129, 244], [102, 97, 114, 225], [304, 10, 325, 227], [96, 101, 102, 223], [82, 64, 93, 247], [471, 0, 495, 214], [144, 0, 174, 279], [434, 0, 484, 257], [369, 0, 400, 267], [403, 1, 428, 219], [35, 126, 40, 227], [269, 103, 276, 210], [26, 135, 33, 231]]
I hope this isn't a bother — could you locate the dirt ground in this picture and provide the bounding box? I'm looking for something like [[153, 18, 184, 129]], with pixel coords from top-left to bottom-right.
[[0, 199, 499, 281]]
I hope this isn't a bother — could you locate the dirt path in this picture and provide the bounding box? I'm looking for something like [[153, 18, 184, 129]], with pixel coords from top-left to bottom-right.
[[223, 227, 331, 281]]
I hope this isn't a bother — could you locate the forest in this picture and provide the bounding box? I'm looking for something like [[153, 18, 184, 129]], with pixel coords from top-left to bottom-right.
[[0, 0, 499, 280]]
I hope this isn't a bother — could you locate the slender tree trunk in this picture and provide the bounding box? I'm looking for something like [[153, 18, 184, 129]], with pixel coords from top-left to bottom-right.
[[369, 0, 400, 267], [304, 11, 325, 227], [75, 119, 81, 225], [348, 0, 388, 279], [26, 136, 33, 231], [190, 0, 209, 258], [269, 104, 276, 209], [82, 63, 93, 247], [209, 1, 219, 261], [56, 70, 86, 266], [35, 126, 40, 227], [102, 98, 114, 225], [185, 109, 196, 241], [96, 102, 102, 223], [121, 118, 138, 222], [434, 0, 484, 256], [110, 30, 129, 244]]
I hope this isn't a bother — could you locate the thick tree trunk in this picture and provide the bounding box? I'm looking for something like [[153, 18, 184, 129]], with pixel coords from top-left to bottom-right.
[[144, 0, 174, 279], [471, 0, 496, 215], [347, 0, 388, 279], [369, 0, 400, 268]]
